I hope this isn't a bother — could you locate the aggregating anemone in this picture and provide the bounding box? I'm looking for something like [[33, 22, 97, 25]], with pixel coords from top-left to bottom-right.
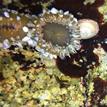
[[0, 8, 100, 59], [34, 8, 99, 59], [34, 8, 80, 58], [0, 9, 33, 48]]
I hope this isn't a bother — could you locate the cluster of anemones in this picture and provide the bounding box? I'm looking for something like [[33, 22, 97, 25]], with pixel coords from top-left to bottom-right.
[[34, 8, 99, 59], [0, 8, 99, 59]]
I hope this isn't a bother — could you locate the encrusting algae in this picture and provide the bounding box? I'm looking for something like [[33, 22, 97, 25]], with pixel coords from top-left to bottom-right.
[[0, 48, 85, 107]]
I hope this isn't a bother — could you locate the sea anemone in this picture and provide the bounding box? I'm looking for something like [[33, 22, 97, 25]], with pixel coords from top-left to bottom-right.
[[34, 8, 81, 59], [0, 8, 100, 56], [0, 9, 32, 48], [34, 8, 99, 59]]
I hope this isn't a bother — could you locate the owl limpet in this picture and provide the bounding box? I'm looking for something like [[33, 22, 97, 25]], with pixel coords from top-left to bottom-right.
[[78, 19, 99, 39]]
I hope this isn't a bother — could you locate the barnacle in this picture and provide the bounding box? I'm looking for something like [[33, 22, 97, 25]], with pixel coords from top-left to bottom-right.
[[0, 9, 31, 43], [34, 8, 81, 59]]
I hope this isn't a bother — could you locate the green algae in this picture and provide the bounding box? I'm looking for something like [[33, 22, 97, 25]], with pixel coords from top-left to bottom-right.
[[98, 0, 107, 22], [0, 48, 85, 107]]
